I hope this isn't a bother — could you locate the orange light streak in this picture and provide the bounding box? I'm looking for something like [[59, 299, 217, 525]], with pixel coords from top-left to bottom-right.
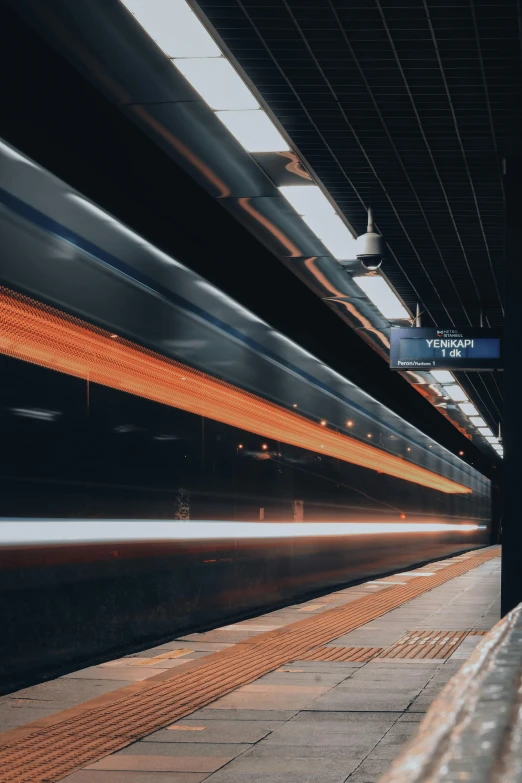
[[276, 151, 313, 181], [0, 288, 470, 494]]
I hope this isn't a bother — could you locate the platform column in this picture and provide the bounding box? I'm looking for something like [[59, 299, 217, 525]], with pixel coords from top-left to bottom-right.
[[501, 155, 522, 615]]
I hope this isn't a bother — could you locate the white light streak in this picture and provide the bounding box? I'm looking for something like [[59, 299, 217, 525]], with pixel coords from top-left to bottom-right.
[[0, 520, 482, 547], [10, 408, 60, 421]]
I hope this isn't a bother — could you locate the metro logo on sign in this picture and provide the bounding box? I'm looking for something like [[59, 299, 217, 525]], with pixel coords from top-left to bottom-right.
[[390, 328, 502, 371]]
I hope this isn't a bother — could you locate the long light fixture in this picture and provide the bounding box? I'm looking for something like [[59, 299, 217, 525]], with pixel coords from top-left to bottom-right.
[[216, 111, 289, 153], [279, 186, 358, 260], [431, 370, 454, 384], [121, 0, 289, 155], [174, 58, 259, 110], [279, 185, 335, 217], [353, 276, 410, 321], [478, 427, 494, 438], [458, 403, 479, 416], [121, 0, 221, 58], [0, 286, 471, 495], [468, 416, 486, 428], [445, 384, 469, 403], [301, 213, 358, 261]]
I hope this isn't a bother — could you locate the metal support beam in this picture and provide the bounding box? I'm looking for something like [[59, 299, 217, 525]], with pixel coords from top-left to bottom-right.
[[501, 155, 522, 615]]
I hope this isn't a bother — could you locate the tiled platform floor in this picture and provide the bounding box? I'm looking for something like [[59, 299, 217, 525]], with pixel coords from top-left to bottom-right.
[[0, 549, 500, 783]]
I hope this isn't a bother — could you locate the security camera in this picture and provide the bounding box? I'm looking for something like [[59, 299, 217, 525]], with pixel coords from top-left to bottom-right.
[[356, 207, 385, 270]]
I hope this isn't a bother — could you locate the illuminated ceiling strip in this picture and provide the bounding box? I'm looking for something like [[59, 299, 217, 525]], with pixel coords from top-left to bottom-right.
[[444, 384, 469, 403], [431, 370, 454, 384], [0, 287, 470, 494], [121, 0, 290, 153], [353, 275, 410, 320]]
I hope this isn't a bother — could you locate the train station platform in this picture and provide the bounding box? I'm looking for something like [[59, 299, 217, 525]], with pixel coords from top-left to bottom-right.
[[0, 546, 500, 783]]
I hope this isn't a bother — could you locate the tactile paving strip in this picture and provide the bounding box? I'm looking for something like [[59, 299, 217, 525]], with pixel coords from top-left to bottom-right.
[[132, 650, 192, 666], [0, 548, 498, 783], [299, 646, 382, 662], [378, 630, 469, 659]]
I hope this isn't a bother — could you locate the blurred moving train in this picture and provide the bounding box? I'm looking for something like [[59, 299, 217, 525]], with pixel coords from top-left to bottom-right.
[[0, 140, 491, 690]]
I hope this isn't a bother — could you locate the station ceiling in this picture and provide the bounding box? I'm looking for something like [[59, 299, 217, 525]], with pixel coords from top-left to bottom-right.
[[197, 0, 520, 432], [2, 0, 519, 475]]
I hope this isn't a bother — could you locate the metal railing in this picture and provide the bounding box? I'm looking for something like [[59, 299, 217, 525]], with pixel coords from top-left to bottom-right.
[[380, 604, 522, 783]]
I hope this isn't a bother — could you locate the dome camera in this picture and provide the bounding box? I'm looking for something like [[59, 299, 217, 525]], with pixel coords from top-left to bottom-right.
[[356, 207, 385, 270]]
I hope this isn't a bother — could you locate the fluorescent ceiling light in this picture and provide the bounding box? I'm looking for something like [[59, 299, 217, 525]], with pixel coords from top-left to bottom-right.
[[477, 427, 493, 437], [216, 110, 289, 152], [458, 403, 478, 416], [486, 436, 498, 444], [431, 370, 454, 384], [468, 416, 486, 428], [174, 57, 259, 110], [279, 185, 335, 217], [302, 213, 358, 260], [353, 276, 410, 320], [121, 0, 221, 58], [445, 384, 469, 403]]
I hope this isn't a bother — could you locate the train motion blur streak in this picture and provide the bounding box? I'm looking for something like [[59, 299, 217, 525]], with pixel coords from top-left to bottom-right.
[[0, 520, 484, 549], [0, 287, 469, 494], [0, 140, 491, 689]]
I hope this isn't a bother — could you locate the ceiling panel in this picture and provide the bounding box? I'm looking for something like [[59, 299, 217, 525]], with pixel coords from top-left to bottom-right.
[[197, 0, 521, 431]]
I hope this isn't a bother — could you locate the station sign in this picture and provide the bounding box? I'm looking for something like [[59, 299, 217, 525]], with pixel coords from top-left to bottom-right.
[[390, 327, 502, 371]]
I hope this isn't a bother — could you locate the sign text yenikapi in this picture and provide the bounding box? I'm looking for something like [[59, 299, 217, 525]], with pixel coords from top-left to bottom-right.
[[390, 328, 502, 371]]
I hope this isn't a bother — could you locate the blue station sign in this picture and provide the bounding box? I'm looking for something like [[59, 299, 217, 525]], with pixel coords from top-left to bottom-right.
[[390, 327, 502, 371]]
